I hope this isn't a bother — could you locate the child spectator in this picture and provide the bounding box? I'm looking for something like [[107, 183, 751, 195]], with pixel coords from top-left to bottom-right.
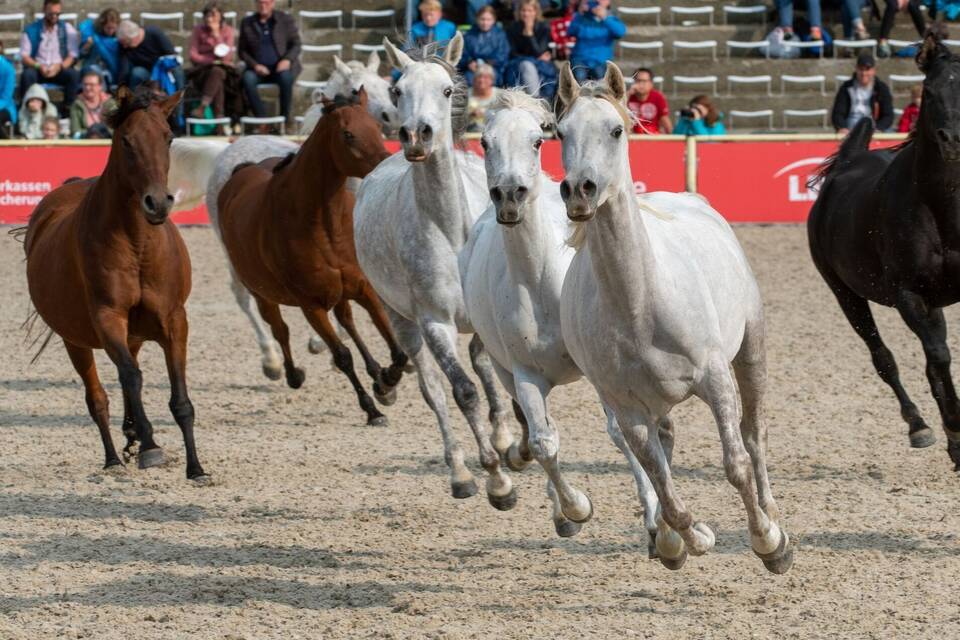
[[898, 83, 922, 133], [78, 8, 120, 85], [567, 0, 625, 82], [70, 69, 115, 138], [673, 94, 726, 136], [503, 0, 557, 99], [460, 5, 511, 86], [627, 67, 672, 134], [410, 0, 457, 46], [18, 83, 59, 139], [0, 43, 17, 137], [41, 115, 61, 140], [467, 62, 499, 132]]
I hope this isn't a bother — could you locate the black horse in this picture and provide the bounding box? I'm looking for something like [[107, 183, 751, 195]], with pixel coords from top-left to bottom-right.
[[808, 32, 960, 472]]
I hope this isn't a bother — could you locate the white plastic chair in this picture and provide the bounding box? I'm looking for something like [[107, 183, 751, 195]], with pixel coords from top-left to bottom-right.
[[616, 6, 661, 26], [783, 108, 829, 129], [302, 44, 345, 60], [833, 39, 878, 58], [722, 5, 766, 25], [0, 13, 25, 32], [673, 40, 718, 61], [619, 41, 664, 62], [350, 9, 395, 30], [673, 75, 719, 96], [299, 10, 344, 31], [670, 6, 715, 26], [240, 115, 286, 135], [726, 40, 769, 59], [727, 74, 772, 96], [353, 43, 387, 56], [780, 74, 827, 96], [140, 12, 185, 32], [889, 73, 925, 94], [729, 109, 773, 130]]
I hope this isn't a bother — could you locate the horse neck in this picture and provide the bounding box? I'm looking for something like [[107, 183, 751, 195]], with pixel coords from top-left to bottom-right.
[[82, 147, 151, 241], [501, 190, 564, 293], [913, 129, 960, 220], [273, 126, 350, 232], [584, 187, 654, 316], [411, 141, 470, 247]]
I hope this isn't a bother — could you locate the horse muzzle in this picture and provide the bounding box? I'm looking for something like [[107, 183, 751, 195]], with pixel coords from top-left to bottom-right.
[[142, 191, 174, 225], [560, 178, 598, 222], [490, 185, 528, 226], [399, 123, 435, 163]]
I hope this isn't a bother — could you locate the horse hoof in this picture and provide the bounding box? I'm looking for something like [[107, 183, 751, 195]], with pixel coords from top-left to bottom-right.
[[488, 487, 518, 512], [262, 364, 283, 381], [451, 479, 478, 499], [757, 530, 794, 575], [189, 473, 213, 486], [566, 495, 593, 524], [138, 448, 166, 470], [367, 415, 389, 427], [504, 443, 532, 472], [286, 367, 305, 389], [307, 335, 325, 354], [659, 549, 688, 571], [374, 385, 398, 407], [647, 531, 658, 559], [103, 459, 124, 470], [909, 427, 936, 448], [554, 518, 582, 538], [403, 362, 416, 374]]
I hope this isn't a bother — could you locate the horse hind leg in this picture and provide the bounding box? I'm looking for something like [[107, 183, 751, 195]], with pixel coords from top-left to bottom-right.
[[254, 297, 305, 389], [604, 406, 659, 556], [228, 267, 283, 381], [351, 282, 410, 397], [64, 342, 122, 469], [332, 300, 394, 406], [468, 335, 514, 458]]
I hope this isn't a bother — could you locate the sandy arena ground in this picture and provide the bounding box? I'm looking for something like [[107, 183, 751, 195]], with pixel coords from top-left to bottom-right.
[[1, 225, 958, 639]]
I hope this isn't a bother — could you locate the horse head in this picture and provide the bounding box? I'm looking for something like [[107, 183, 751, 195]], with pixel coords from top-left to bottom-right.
[[556, 62, 632, 222], [383, 33, 465, 163], [109, 86, 182, 225], [481, 90, 553, 226], [330, 52, 399, 134], [319, 88, 390, 178], [917, 32, 960, 162]]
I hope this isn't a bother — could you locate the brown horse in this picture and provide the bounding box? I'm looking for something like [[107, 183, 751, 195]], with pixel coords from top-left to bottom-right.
[[217, 89, 408, 427], [23, 86, 208, 481]]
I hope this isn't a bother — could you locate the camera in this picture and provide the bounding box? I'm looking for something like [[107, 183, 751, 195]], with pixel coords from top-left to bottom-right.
[[679, 108, 696, 119]]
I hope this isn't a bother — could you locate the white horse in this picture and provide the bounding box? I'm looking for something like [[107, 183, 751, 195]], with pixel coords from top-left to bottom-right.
[[354, 34, 517, 508], [460, 90, 663, 544], [555, 62, 793, 574], [300, 51, 399, 136]]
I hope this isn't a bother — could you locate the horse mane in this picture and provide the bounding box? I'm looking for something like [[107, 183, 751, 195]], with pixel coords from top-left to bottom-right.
[[487, 89, 554, 128], [400, 41, 469, 141], [809, 118, 878, 187], [106, 85, 164, 130], [321, 92, 360, 116], [271, 152, 297, 174]]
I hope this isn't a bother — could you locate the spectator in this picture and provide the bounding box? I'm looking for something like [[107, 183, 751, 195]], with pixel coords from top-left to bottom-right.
[[188, 1, 237, 133], [19, 0, 80, 111], [897, 83, 922, 133], [567, 0, 625, 82], [831, 51, 894, 134], [238, 0, 301, 126], [673, 95, 726, 136], [18, 83, 58, 139], [775, 0, 823, 40], [0, 43, 17, 137], [840, 0, 870, 39], [878, 0, 927, 58], [117, 20, 183, 91], [626, 67, 672, 134], [70, 69, 115, 138], [78, 8, 120, 85], [503, 0, 557, 99], [41, 115, 61, 140], [466, 62, 499, 132], [410, 0, 457, 46], [460, 6, 511, 86]]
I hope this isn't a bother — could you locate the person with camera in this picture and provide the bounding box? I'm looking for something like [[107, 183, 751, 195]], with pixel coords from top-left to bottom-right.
[[673, 94, 726, 136], [567, 0, 625, 82]]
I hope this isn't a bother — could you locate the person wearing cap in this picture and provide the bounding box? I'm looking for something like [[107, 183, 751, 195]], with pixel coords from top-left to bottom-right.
[[410, 0, 457, 46], [831, 51, 893, 135]]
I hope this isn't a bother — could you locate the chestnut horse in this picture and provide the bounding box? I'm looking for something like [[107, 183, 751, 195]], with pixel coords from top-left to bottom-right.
[[216, 89, 408, 427], [23, 87, 208, 481]]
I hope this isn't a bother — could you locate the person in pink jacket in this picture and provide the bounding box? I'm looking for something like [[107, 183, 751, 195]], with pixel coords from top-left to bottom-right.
[[188, 0, 235, 127]]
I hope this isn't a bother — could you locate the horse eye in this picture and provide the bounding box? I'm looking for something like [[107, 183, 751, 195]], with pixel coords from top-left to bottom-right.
[[343, 130, 354, 141], [443, 87, 453, 98], [612, 126, 624, 139], [480, 137, 488, 151], [533, 139, 543, 150], [352, 88, 359, 95]]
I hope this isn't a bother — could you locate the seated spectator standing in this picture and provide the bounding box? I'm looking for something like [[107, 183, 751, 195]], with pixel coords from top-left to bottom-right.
[[19, 0, 80, 112], [567, 0, 625, 82], [78, 8, 120, 86], [503, 0, 557, 99], [467, 62, 499, 132], [460, 5, 510, 86], [238, 0, 301, 126], [70, 69, 114, 138], [627, 67, 671, 134], [41, 115, 61, 140], [117, 20, 183, 90], [18, 84, 58, 139], [410, 0, 457, 46], [189, 1, 237, 133], [0, 43, 17, 137], [673, 94, 726, 136], [831, 51, 893, 135], [898, 83, 922, 133]]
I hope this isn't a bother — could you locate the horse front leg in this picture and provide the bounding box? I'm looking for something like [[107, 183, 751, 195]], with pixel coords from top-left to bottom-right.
[[468, 335, 514, 459], [603, 405, 659, 556], [94, 310, 164, 469], [896, 291, 960, 470], [421, 320, 515, 511], [161, 308, 209, 481], [254, 297, 305, 390], [332, 299, 396, 407], [352, 282, 409, 390]]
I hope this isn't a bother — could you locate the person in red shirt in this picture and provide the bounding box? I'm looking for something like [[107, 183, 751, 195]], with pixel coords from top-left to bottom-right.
[[626, 67, 672, 134], [897, 83, 922, 133]]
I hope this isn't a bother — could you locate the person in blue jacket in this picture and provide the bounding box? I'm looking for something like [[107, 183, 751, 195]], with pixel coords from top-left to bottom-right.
[[409, 0, 457, 47], [0, 43, 17, 136], [567, 0, 625, 82], [672, 95, 727, 136], [460, 5, 510, 86], [78, 8, 120, 87]]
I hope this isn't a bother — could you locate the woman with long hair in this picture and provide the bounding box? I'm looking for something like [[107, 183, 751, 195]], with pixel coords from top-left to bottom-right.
[[188, 0, 237, 133], [673, 94, 726, 136]]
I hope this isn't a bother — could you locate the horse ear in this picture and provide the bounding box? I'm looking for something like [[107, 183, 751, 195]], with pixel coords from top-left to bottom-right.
[[158, 89, 183, 119], [333, 55, 352, 78], [557, 62, 580, 112], [116, 85, 133, 106], [917, 29, 949, 72], [366, 50, 381, 73], [603, 62, 626, 103], [383, 37, 413, 71], [357, 85, 368, 108], [444, 32, 464, 66]]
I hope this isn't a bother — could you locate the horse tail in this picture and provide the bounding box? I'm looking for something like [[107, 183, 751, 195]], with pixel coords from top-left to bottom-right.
[[20, 308, 56, 364], [810, 118, 874, 187], [169, 138, 230, 212]]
